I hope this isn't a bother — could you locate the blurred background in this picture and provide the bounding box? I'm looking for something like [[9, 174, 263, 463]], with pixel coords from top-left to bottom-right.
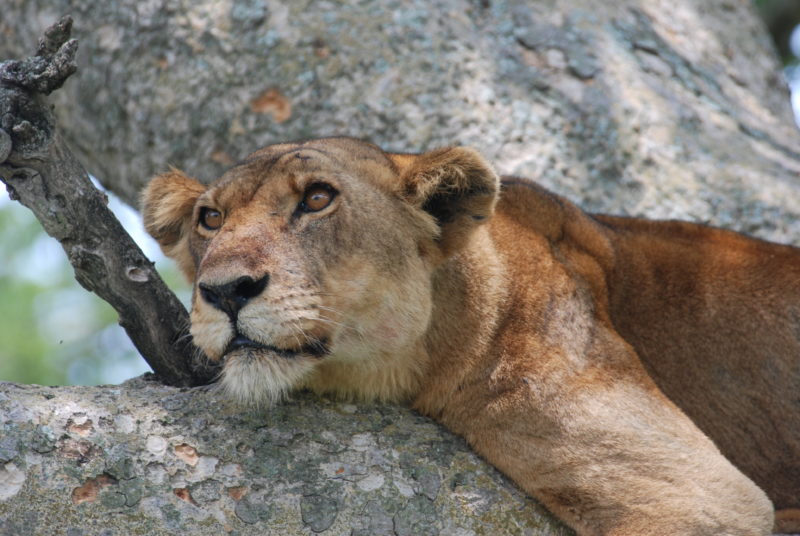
[[1, 0, 800, 386]]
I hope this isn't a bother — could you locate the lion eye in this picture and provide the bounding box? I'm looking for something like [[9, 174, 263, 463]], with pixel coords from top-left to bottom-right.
[[300, 184, 336, 213], [199, 207, 223, 230]]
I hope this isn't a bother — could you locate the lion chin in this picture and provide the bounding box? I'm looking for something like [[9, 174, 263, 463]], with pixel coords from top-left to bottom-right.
[[219, 347, 317, 406], [142, 136, 799, 536]]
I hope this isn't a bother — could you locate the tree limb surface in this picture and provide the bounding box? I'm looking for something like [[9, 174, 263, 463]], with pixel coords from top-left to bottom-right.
[[0, 16, 217, 387], [0, 379, 571, 535]]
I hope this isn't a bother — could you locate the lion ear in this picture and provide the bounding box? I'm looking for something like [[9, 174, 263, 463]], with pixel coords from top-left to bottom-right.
[[389, 147, 499, 259], [140, 168, 206, 281]]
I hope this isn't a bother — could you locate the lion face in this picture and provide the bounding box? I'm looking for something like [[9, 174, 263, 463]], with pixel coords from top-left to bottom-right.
[[142, 138, 498, 404]]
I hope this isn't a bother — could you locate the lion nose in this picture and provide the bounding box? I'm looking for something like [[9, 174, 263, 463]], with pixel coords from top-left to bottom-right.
[[198, 274, 269, 318]]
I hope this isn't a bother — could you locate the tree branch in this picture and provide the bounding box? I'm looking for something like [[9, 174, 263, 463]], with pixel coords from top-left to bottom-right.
[[0, 16, 218, 387], [0, 380, 570, 535]]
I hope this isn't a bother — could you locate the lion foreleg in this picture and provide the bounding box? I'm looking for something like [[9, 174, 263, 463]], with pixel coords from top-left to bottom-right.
[[446, 337, 774, 535]]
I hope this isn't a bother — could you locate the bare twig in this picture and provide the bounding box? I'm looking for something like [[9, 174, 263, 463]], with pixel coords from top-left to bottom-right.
[[0, 16, 218, 387]]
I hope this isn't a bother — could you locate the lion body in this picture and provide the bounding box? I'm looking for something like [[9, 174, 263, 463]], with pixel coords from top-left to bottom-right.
[[142, 138, 800, 535]]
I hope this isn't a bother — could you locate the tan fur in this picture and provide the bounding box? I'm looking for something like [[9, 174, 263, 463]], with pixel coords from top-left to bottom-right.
[[142, 137, 800, 535], [140, 168, 207, 281]]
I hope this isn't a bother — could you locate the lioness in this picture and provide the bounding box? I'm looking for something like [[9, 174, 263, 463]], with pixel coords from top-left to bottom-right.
[[142, 137, 799, 535]]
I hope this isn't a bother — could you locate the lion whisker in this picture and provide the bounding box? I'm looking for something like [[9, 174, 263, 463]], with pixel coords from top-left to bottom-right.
[[175, 331, 194, 344], [284, 319, 307, 349], [315, 304, 346, 315], [304, 316, 364, 339]]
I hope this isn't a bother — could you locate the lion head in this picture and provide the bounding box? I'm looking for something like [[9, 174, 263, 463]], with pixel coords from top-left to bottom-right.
[[141, 137, 498, 405]]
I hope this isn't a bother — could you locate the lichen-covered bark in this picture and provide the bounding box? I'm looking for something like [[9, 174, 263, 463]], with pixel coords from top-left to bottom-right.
[[1, 0, 799, 244], [0, 379, 571, 535]]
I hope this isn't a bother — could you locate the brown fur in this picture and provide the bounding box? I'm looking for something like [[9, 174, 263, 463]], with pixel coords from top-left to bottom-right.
[[141, 137, 799, 535]]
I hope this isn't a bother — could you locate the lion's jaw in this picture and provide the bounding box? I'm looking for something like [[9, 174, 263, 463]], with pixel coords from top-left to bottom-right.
[[190, 242, 435, 406]]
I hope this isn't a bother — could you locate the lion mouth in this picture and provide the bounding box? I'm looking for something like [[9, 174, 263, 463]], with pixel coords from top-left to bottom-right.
[[223, 334, 330, 360]]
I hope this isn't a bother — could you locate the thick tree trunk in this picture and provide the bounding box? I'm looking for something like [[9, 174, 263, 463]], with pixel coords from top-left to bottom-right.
[[1, 0, 798, 243], [1, 1, 798, 535]]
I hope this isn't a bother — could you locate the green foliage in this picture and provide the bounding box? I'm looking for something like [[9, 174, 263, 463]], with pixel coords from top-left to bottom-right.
[[0, 279, 60, 384]]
